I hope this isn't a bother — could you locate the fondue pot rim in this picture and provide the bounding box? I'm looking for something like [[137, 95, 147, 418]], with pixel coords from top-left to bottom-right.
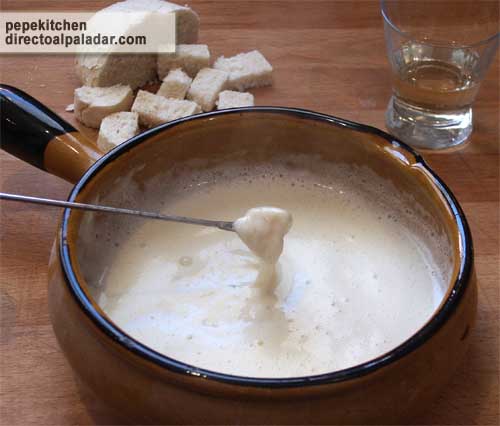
[[60, 107, 473, 388]]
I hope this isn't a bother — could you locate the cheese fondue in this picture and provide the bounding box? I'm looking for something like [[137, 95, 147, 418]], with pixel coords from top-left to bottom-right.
[[97, 161, 449, 378], [234, 207, 293, 264]]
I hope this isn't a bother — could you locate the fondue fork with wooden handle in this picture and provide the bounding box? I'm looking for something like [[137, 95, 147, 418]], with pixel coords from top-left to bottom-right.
[[0, 192, 235, 232]]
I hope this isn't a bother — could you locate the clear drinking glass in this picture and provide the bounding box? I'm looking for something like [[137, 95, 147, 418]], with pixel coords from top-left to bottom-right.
[[382, 0, 499, 150]]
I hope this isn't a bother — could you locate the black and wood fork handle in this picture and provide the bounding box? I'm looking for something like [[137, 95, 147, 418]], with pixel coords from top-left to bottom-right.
[[0, 84, 102, 183]]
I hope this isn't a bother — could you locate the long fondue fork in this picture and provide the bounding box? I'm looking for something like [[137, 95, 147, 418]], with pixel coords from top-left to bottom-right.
[[0, 192, 235, 232]]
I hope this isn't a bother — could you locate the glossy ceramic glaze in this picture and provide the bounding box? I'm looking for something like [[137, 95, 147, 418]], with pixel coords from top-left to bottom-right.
[[0, 86, 476, 424]]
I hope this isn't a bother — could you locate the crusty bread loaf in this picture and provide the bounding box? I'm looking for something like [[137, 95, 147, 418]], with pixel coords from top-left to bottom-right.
[[75, 0, 199, 89], [74, 85, 134, 128], [97, 112, 140, 152], [157, 69, 192, 99], [214, 50, 273, 91], [187, 68, 228, 112], [157, 44, 210, 79], [76, 54, 158, 90], [132, 90, 201, 127], [216, 90, 254, 109]]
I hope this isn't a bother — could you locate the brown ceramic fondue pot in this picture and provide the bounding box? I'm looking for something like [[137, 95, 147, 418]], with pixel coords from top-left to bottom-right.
[[0, 85, 476, 425]]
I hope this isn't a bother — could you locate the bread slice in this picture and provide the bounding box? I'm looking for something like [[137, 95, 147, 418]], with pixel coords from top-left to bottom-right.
[[132, 90, 201, 127], [157, 69, 192, 99], [97, 112, 140, 152], [216, 90, 254, 110], [213, 50, 273, 91], [187, 68, 228, 112], [74, 85, 134, 128], [75, 0, 199, 89], [157, 44, 210, 79]]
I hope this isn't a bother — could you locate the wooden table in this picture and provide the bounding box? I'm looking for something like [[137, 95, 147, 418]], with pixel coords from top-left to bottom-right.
[[0, 1, 498, 424]]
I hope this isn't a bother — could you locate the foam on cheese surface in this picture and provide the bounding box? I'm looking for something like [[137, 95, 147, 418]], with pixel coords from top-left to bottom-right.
[[97, 160, 451, 378]]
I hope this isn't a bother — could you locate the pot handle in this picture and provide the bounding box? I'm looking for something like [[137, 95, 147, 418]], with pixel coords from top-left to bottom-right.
[[0, 84, 103, 183]]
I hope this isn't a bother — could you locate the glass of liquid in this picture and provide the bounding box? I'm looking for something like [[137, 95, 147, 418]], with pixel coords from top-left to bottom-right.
[[382, 0, 499, 150]]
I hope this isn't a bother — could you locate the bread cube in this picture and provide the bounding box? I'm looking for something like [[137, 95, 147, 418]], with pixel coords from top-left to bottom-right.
[[213, 50, 273, 91], [74, 85, 134, 128], [157, 69, 192, 99], [187, 68, 228, 112], [216, 90, 255, 110], [157, 44, 210, 79], [97, 112, 139, 153], [131, 90, 201, 128]]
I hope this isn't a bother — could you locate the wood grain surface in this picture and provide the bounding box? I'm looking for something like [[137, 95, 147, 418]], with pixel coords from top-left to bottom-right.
[[0, 1, 498, 425]]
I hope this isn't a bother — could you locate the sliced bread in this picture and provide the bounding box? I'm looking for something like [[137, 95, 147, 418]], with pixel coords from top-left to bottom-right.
[[187, 68, 228, 112], [132, 90, 201, 127], [214, 50, 273, 91], [97, 112, 140, 152], [157, 44, 210, 79], [216, 90, 254, 109], [74, 85, 134, 128], [157, 69, 192, 99]]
